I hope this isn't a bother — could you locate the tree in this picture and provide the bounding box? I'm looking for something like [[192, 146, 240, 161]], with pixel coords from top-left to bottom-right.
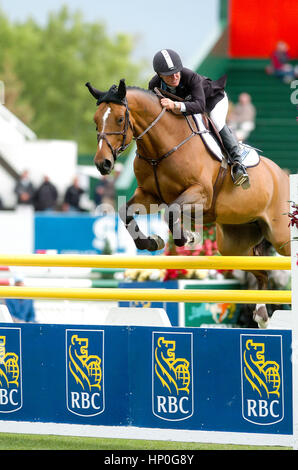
[[0, 6, 145, 153], [0, 58, 34, 125]]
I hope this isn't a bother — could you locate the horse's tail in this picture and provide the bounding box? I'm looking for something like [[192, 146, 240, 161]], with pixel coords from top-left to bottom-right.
[[253, 238, 274, 257]]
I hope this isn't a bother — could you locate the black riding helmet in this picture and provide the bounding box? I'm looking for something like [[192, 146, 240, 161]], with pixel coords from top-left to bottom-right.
[[153, 49, 183, 76]]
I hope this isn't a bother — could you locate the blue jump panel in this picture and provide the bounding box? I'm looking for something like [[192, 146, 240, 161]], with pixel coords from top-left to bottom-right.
[[0, 324, 292, 435]]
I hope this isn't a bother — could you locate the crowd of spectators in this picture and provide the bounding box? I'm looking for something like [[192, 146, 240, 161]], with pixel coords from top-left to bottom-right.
[[14, 172, 83, 212], [10, 162, 124, 213]]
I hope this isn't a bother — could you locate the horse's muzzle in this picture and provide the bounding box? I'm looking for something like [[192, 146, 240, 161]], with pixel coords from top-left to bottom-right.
[[96, 158, 113, 175]]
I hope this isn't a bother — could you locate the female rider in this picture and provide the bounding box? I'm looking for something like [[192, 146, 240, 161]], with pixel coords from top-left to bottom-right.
[[148, 49, 249, 186]]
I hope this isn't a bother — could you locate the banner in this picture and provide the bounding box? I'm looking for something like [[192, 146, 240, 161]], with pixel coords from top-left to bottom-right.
[[0, 323, 292, 436]]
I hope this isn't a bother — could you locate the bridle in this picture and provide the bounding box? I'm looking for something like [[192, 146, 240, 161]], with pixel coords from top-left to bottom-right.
[[96, 97, 167, 162], [96, 99, 133, 161]]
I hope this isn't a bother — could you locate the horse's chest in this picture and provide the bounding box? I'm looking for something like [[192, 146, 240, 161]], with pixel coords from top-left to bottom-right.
[[135, 160, 183, 201]]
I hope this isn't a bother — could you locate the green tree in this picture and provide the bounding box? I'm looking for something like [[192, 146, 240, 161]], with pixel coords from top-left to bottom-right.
[[0, 5, 145, 153], [0, 58, 34, 125]]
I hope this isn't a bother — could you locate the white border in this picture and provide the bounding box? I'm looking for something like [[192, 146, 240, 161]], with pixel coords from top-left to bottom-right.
[[0, 420, 292, 447], [290, 174, 298, 449], [240, 334, 284, 425], [152, 331, 194, 421]]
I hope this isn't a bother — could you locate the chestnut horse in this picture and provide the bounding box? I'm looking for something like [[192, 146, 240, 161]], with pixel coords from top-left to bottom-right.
[[86, 79, 290, 327]]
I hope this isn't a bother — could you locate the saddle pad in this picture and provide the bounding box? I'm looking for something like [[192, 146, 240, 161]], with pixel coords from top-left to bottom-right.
[[194, 114, 260, 168]]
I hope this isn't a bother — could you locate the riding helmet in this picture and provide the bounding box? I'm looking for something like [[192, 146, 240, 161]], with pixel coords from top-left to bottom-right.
[[153, 49, 183, 76]]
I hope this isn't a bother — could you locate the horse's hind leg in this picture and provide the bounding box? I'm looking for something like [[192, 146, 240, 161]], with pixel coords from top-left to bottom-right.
[[119, 188, 165, 252], [249, 242, 270, 328], [216, 223, 270, 328]]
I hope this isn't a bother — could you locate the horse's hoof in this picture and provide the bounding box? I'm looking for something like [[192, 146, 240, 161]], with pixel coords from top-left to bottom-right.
[[185, 231, 202, 248], [147, 235, 165, 251], [253, 304, 269, 329]]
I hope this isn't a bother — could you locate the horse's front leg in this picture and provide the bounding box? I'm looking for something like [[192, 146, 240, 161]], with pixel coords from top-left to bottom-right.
[[165, 183, 210, 248], [119, 188, 165, 252]]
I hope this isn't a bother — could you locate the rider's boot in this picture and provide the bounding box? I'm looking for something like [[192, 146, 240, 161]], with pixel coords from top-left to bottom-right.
[[219, 125, 249, 186]]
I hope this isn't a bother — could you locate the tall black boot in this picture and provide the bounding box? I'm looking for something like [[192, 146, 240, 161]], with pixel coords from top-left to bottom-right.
[[219, 125, 249, 186]]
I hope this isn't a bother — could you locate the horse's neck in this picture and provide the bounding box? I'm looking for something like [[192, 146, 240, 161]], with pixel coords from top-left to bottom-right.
[[127, 90, 185, 154]]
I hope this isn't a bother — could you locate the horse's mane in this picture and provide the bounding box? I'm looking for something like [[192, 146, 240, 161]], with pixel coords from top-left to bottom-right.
[[127, 86, 159, 103]]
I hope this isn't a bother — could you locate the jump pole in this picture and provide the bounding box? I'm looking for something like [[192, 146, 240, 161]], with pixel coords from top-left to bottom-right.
[[0, 286, 291, 304], [0, 254, 290, 270]]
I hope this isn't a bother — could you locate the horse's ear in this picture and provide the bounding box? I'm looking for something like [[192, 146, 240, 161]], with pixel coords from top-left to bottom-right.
[[85, 82, 105, 101], [117, 79, 127, 101]]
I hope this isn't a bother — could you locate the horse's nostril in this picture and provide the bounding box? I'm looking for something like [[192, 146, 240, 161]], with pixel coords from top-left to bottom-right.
[[95, 158, 113, 175], [103, 159, 112, 170]]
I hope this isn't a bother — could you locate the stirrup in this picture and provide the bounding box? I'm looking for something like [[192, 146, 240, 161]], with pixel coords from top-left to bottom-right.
[[231, 162, 249, 186]]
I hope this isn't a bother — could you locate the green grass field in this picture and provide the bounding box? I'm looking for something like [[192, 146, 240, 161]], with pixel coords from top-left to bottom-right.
[[0, 433, 291, 450]]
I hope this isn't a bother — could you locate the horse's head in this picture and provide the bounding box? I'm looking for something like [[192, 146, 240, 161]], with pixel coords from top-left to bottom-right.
[[86, 79, 133, 175]]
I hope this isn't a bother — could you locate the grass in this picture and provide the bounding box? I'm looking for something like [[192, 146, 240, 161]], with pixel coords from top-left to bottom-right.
[[0, 433, 291, 451]]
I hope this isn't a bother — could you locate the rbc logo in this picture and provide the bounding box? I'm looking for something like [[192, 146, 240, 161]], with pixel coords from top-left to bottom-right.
[[240, 334, 284, 425], [0, 328, 22, 413], [152, 332, 193, 421], [66, 329, 105, 417]]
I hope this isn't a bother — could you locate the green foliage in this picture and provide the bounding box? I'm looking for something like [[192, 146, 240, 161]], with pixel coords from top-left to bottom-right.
[[0, 5, 145, 153]]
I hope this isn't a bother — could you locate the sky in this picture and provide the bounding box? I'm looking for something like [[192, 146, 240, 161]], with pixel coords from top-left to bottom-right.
[[0, 0, 219, 70]]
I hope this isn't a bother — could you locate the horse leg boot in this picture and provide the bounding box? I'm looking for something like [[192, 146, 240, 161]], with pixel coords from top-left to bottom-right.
[[165, 205, 189, 247], [250, 269, 270, 328], [118, 191, 165, 252], [219, 125, 249, 186]]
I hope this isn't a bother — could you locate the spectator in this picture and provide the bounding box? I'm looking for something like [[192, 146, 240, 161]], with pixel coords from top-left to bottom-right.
[[34, 175, 58, 211], [267, 41, 298, 84], [227, 93, 256, 142], [94, 175, 115, 209], [5, 276, 36, 323], [14, 170, 35, 206], [62, 176, 84, 212]]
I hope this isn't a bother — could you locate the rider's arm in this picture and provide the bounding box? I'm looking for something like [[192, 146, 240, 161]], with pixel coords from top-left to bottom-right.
[[181, 72, 206, 115]]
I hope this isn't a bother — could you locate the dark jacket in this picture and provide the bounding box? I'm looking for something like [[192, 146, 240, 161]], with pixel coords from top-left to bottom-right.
[[148, 67, 227, 115], [64, 185, 84, 209], [15, 179, 35, 205], [34, 181, 58, 211]]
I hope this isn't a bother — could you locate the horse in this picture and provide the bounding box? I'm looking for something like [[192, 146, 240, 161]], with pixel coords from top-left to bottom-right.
[[86, 79, 290, 327]]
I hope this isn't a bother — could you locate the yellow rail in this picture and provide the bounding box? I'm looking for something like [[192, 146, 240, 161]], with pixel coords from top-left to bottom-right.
[[0, 254, 291, 270], [0, 286, 291, 304]]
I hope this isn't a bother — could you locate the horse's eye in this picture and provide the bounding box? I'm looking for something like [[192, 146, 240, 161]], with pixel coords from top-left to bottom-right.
[[117, 116, 124, 125]]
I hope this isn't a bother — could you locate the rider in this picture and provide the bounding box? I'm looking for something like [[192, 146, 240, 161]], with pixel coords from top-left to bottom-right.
[[148, 49, 249, 186]]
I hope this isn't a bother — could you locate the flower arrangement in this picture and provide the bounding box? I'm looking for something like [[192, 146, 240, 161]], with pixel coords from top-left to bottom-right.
[[288, 202, 298, 233], [123, 224, 235, 282]]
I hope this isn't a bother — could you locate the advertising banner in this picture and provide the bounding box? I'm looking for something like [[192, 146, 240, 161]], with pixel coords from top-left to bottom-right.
[[0, 324, 293, 437]]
